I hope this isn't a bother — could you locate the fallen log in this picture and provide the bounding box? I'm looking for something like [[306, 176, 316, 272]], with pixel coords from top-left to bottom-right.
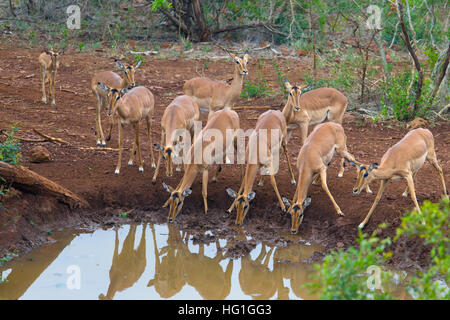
[[0, 161, 89, 209]]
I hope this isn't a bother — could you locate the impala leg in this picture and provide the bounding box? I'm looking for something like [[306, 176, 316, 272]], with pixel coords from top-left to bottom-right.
[[95, 96, 104, 146], [146, 115, 156, 168], [402, 172, 417, 197], [135, 122, 144, 172], [337, 157, 346, 178], [427, 152, 448, 198], [115, 122, 124, 174], [40, 65, 47, 103], [270, 174, 286, 212], [128, 138, 136, 166], [152, 132, 165, 184], [50, 72, 56, 105], [359, 179, 387, 229], [258, 175, 264, 187], [106, 113, 114, 142], [406, 174, 421, 214], [202, 169, 209, 214], [319, 169, 343, 216], [283, 143, 296, 185]]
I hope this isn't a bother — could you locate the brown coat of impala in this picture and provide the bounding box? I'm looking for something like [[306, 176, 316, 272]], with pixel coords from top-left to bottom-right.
[[91, 60, 141, 146], [162, 109, 240, 222], [103, 85, 155, 174], [152, 95, 200, 184], [351, 128, 448, 229], [39, 50, 63, 105], [226, 109, 296, 226], [282, 80, 349, 179], [183, 50, 248, 119], [283, 122, 358, 234]]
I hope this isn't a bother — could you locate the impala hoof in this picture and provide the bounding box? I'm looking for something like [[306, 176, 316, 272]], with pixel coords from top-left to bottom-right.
[[42, 97, 47, 103], [51, 100, 56, 105], [338, 173, 343, 178], [358, 222, 365, 229], [151, 163, 156, 169], [291, 230, 297, 235], [168, 219, 173, 223], [128, 160, 133, 166], [101, 141, 106, 147], [402, 191, 408, 197], [152, 179, 156, 185], [176, 167, 181, 172], [139, 167, 144, 173], [291, 180, 296, 186], [114, 169, 120, 174], [97, 140, 101, 146], [212, 177, 217, 183]]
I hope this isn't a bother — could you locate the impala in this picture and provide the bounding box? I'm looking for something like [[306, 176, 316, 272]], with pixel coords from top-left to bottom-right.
[[282, 79, 350, 180], [183, 50, 248, 119], [98, 83, 155, 174], [162, 109, 240, 222], [226, 109, 296, 226], [91, 59, 141, 146], [39, 50, 64, 105], [152, 95, 200, 184], [282, 122, 358, 234], [350, 128, 448, 229]]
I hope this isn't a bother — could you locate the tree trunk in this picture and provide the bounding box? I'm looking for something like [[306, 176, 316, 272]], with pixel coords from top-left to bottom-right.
[[0, 161, 89, 209], [192, 0, 210, 41]]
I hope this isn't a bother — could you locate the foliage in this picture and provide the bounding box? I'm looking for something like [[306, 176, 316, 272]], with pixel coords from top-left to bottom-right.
[[151, 0, 173, 12], [381, 70, 433, 121], [305, 229, 393, 300], [0, 126, 22, 166], [241, 60, 270, 99], [395, 198, 450, 300]]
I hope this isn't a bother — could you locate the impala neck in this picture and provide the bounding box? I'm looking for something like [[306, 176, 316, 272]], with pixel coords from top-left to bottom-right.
[[369, 167, 394, 181], [282, 98, 294, 123], [242, 163, 258, 196], [228, 66, 244, 102]]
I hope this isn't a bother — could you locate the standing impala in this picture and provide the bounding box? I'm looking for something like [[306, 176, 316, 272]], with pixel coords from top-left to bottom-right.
[[282, 122, 358, 235], [152, 95, 200, 184], [39, 50, 64, 105], [282, 80, 349, 179], [91, 60, 141, 146], [225, 110, 296, 226], [162, 109, 240, 222], [98, 84, 155, 174], [183, 50, 248, 119], [351, 128, 448, 229]]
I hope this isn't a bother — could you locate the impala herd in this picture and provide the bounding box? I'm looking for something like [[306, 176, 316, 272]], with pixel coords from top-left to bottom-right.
[[38, 49, 448, 235]]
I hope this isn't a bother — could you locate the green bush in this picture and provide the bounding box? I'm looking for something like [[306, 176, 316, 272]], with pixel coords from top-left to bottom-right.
[[305, 229, 393, 300], [0, 126, 21, 166], [381, 70, 433, 121], [395, 198, 450, 300]]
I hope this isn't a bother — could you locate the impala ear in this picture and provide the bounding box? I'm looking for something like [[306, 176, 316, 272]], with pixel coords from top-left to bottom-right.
[[247, 191, 256, 201], [115, 59, 126, 72], [182, 188, 192, 197], [98, 82, 110, 91], [284, 79, 292, 91], [45, 50, 52, 55], [154, 144, 164, 151], [58, 49, 65, 55], [226, 188, 237, 198], [369, 163, 378, 171], [303, 197, 312, 208], [120, 87, 129, 95], [282, 196, 291, 207], [135, 60, 142, 69], [243, 50, 249, 62], [227, 50, 237, 60], [162, 182, 172, 193]]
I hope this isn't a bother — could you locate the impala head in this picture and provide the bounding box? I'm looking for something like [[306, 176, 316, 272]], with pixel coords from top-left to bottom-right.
[[115, 59, 142, 87], [227, 50, 249, 76], [163, 182, 192, 222], [97, 83, 128, 117], [226, 188, 255, 226], [349, 160, 378, 195], [45, 50, 64, 68], [282, 196, 311, 234], [154, 143, 184, 177], [284, 79, 310, 112]]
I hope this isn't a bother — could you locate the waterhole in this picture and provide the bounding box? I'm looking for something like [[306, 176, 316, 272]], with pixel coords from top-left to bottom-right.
[[0, 223, 325, 300]]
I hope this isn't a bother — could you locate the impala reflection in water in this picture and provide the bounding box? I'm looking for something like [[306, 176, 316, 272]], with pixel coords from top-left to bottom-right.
[[0, 223, 322, 300]]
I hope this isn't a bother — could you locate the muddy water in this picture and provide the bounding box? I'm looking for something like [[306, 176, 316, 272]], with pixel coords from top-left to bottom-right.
[[0, 223, 324, 300]]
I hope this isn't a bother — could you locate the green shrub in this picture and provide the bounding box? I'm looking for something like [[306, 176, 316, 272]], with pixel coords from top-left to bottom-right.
[[241, 80, 270, 99], [0, 126, 21, 166], [305, 229, 393, 300], [395, 198, 450, 300]]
